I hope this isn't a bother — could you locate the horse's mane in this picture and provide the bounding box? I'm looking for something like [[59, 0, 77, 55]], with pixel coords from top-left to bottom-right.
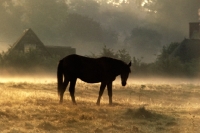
[[98, 56, 127, 66]]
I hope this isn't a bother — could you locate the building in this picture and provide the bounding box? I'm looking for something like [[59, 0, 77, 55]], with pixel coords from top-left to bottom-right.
[[10, 28, 50, 56], [171, 22, 200, 62], [46, 46, 75, 58], [189, 22, 200, 39], [9, 28, 75, 58]]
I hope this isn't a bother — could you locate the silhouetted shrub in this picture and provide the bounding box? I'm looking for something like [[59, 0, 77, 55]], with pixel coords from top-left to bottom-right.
[[0, 48, 60, 73]]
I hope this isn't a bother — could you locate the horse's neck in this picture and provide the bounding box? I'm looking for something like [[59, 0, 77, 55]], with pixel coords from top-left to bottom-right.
[[111, 60, 123, 76]]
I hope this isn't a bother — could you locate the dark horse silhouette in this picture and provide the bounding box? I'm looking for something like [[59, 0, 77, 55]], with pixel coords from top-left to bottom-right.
[[57, 54, 131, 105]]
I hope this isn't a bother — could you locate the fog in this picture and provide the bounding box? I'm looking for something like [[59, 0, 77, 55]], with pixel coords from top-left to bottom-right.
[[1, 73, 200, 86], [0, 0, 199, 62], [0, 76, 56, 83]]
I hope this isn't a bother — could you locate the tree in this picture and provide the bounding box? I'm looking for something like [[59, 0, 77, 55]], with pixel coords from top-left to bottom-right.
[[125, 27, 162, 62], [156, 42, 180, 62], [116, 49, 131, 63], [21, 0, 69, 42], [143, 0, 200, 41], [63, 13, 104, 43], [0, 47, 60, 73], [67, 0, 100, 19], [0, 0, 69, 44], [99, 45, 118, 59], [154, 42, 185, 76], [90, 45, 132, 64]]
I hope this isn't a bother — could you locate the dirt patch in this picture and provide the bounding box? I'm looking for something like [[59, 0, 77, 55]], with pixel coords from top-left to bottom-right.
[[0, 110, 18, 119], [125, 107, 163, 119], [37, 121, 58, 131]]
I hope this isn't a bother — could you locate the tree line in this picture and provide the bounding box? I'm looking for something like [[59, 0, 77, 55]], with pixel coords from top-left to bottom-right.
[[1, 43, 200, 77]]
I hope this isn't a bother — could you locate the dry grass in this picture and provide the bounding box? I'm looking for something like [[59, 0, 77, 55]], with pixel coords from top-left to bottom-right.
[[0, 80, 200, 133]]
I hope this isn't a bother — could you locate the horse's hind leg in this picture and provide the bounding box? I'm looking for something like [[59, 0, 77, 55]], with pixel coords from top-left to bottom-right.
[[60, 79, 69, 104], [69, 78, 77, 105]]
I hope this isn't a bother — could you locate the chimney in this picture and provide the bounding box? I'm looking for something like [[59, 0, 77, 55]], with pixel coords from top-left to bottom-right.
[[189, 22, 200, 39], [199, 8, 200, 21]]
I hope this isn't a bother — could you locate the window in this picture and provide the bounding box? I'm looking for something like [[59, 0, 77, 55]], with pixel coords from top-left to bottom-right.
[[24, 44, 36, 53]]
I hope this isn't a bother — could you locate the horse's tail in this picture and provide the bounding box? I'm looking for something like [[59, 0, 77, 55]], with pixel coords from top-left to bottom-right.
[[57, 59, 63, 96]]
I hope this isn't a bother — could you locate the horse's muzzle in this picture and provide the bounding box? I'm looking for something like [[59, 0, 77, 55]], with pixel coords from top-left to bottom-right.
[[122, 82, 126, 86]]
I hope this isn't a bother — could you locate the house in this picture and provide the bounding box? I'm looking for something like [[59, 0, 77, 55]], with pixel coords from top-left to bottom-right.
[[9, 28, 76, 58], [171, 22, 200, 62], [46, 46, 75, 58], [10, 28, 50, 56], [189, 22, 200, 39]]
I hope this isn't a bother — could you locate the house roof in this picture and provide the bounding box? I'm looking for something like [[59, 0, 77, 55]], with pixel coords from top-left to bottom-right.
[[171, 39, 200, 61], [9, 28, 51, 56]]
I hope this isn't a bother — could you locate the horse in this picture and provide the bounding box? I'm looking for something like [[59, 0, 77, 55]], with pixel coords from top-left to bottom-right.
[[57, 54, 131, 105]]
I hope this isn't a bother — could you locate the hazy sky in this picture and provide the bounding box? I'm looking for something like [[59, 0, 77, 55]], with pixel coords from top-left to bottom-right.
[[0, 0, 199, 62]]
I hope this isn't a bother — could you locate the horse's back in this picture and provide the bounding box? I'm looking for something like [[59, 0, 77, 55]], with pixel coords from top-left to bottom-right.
[[62, 54, 98, 68], [62, 54, 104, 82]]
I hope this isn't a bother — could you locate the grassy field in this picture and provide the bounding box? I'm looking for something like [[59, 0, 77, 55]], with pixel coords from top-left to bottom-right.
[[0, 78, 200, 133]]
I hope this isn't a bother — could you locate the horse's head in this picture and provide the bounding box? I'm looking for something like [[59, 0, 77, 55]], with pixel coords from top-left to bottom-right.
[[120, 62, 131, 86]]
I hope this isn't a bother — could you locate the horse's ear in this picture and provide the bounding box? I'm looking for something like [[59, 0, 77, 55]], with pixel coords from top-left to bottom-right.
[[128, 61, 131, 67]]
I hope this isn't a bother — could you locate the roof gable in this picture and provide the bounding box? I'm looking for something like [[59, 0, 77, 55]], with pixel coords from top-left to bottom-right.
[[9, 28, 50, 55]]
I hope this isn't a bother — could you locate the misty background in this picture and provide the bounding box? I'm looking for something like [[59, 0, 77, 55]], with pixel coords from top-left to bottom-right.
[[0, 0, 199, 62]]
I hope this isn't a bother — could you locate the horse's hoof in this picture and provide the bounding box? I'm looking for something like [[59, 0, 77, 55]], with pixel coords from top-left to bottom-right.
[[109, 103, 113, 106], [96, 103, 100, 106], [73, 102, 77, 105]]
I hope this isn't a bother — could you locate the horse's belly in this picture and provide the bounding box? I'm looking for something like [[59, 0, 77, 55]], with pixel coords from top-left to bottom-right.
[[79, 77, 101, 83], [78, 68, 102, 83], [78, 73, 101, 83]]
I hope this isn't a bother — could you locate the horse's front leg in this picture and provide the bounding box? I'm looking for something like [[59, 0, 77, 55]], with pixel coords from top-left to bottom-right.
[[107, 82, 113, 105], [96, 82, 106, 106]]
